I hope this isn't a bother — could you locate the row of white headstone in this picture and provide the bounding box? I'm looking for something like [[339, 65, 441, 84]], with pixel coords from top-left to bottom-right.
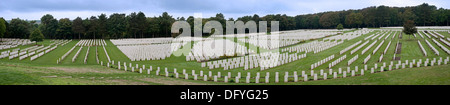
[[104, 56, 449, 83], [30, 46, 58, 61], [16, 40, 69, 61], [425, 39, 439, 55], [84, 46, 90, 64], [8, 45, 41, 59], [58, 46, 76, 64], [418, 32, 424, 38], [431, 31, 445, 38], [383, 33, 392, 40], [116, 44, 176, 61], [348, 54, 359, 65], [95, 46, 99, 64], [323, 34, 362, 41], [28, 40, 70, 61], [313, 40, 343, 54], [421, 31, 431, 39], [110, 38, 174, 45], [432, 38, 450, 54], [383, 41, 392, 54], [76, 39, 107, 46], [311, 55, 335, 70], [72, 47, 83, 62], [329, 55, 346, 68], [0, 45, 18, 50], [188, 39, 252, 62], [428, 31, 440, 39], [363, 54, 371, 64], [372, 40, 385, 54], [50, 39, 72, 46], [282, 40, 335, 53], [361, 40, 378, 55], [439, 38, 450, 47], [418, 41, 427, 56], [340, 41, 362, 54], [379, 54, 383, 62], [350, 41, 370, 54], [364, 33, 376, 40], [202, 51, 306, 71], [0, 38, 34, 46]]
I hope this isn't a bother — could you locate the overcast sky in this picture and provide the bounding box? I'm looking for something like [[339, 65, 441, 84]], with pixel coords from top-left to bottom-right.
[[0, 0, 448, 20]]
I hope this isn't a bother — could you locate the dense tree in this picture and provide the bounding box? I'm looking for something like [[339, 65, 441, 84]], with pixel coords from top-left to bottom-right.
[[29, 20, 38, 32], [415, 3, 437, 26], [345, 12, 363, 28], [0, 18, 6, 41], [29, 28, 44, 44], [88, 16, 99, 39], [147, 17, 160, 38], [127, 12, 139, 38], [399, 8, 417, 25], [376, 5, 391, 27], [319, 12, 340, 28], [9, 18, 30, 38], [82, 18, 91, 39], [136, 12, 147, 38], [159, 12, 175, 37], [72, 17, 85, 39], [56, 18, 72, 39], [107, 13, 127, 39], [40, 14, 58, 39], [98, 14, 108, 39], [435, 8, 449, 26], [2, 3, 449, 39]]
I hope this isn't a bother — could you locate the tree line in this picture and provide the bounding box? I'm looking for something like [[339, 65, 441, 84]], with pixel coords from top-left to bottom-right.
[[0, 3, 448, 40]]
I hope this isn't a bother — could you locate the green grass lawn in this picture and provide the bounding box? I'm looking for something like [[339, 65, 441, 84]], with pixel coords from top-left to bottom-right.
[[0, 29, 449, 85], [0, 60, 448, 85]]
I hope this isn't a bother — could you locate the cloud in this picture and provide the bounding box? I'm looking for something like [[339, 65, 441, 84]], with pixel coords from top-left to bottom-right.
[[0, 0, 448, 20]]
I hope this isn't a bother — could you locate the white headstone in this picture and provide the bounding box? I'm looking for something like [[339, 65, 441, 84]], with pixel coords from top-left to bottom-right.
[[313, 74, 317, 81], [333, 72, 337, 79], [351, 70, 355, 76], [343, 71, 347, 77], [194, 75, 197, 80], [339, 68, 342, 74], [224, 76, 228, 83], [218, 72, 221, 78], [304, 75, 308, 81], [214, 76, 217, 82], [275, 72, 279, 83], [200, 71, 203, 76], [320, 69, 323, 76], [209, 71, 212, 77], [361, 69, 364, 75]]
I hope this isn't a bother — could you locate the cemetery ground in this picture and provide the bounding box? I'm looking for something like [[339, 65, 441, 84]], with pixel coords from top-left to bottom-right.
[[1, 29, 450, 85], [1, 61, 449, 85]]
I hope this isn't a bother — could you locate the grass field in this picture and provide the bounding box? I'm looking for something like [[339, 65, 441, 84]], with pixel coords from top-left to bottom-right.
[[0, 29, 449, 85]]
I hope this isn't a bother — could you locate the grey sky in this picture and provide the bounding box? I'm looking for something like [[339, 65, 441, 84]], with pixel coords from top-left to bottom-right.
[[0, 0, 448, 20]]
